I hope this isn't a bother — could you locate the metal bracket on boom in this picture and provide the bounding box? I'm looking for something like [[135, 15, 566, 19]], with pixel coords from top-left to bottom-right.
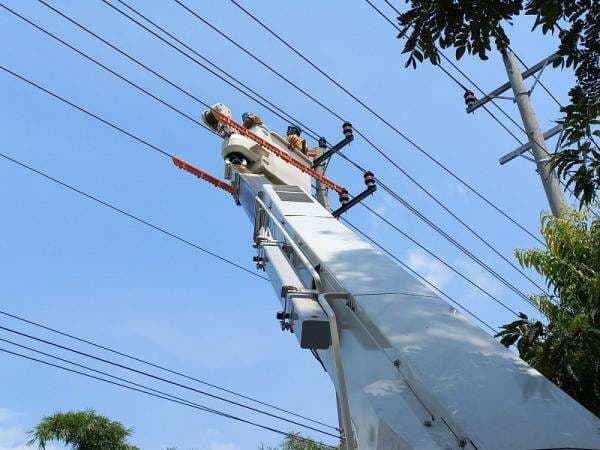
[[332, 171, 377, 218], [312, 122, 354, 168]]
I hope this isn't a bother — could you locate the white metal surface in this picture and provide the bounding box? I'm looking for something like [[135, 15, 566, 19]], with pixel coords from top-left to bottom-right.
[[245, 180, 600, 449], [221, 128, 312, 192]]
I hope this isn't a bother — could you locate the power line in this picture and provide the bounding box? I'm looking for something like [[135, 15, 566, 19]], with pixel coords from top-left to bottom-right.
[[0, 22, 506, 336], [0, 2, 214, 134], [0, 6, 539, 310], [369, 0, 591, 201], [341, 218, 498, 333], [69, 0, 548, 298], [356, 203, 522, 317], [365, 0, 531, 139], [94, 0, 318, 142], [0, 346, 336, 448], [162, 0, 549, 280], [0, 151, 267, 281], [337, 153, 550, 298], [0, 324, 339, 438], [226, 0, 542, 243], [369, 185, 547, 303], [108, 0, 543, 252], [163, 0, 542, 248], [0, 307, 338, 431]]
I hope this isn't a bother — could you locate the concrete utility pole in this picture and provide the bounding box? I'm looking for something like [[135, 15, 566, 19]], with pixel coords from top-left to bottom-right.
[[314, 139, 331, 210], [501, 48, 569, 216]]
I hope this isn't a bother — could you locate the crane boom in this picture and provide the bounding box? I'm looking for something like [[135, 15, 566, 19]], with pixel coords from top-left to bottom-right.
[[197, 104, 600, 450]]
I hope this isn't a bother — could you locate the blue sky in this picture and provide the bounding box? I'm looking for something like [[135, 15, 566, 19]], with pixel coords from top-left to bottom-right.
[[0, 1, 575, 449]]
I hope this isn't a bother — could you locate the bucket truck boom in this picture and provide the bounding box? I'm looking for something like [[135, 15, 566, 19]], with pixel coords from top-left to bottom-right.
[[188, 104, 600, 450]]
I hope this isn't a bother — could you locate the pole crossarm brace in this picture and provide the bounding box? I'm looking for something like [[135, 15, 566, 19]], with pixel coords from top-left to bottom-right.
[[332, 185, 377, 218], [499, 124, 563, 165], [312, 135, 354, 168], [466, 53, 561, 114]]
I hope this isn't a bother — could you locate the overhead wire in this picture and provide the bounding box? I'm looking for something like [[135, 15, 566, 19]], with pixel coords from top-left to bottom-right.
[[366, 0, 531, 139], [0, 324, 339, 439], [1, 1, 513, 344], [371, 0, 589, 201], [0, 150, 267, 282], [78, 0, 548, 305], [2, 3, 545, 313], [356, 202, 521, 316], [0, 65, 528, 322], [341, 218, 498, 333], [0, 307, 338, 431], [160, 0, 549, 293], [225, 0, 543, 244], [0, 346, 337, 448], [0, 58, 537, 316]]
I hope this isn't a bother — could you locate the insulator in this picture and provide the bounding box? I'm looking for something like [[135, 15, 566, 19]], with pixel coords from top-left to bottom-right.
[[363, 171, 376, 188], [464, 90, 477, 107], [339, 188, 350, 205], [276, 311, 289, 320], [318, 137, 327, 148], [342, 121, 353, 138]]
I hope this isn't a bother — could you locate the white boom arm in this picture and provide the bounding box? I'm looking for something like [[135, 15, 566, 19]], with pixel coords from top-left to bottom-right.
[[210, 106, 600, 450]]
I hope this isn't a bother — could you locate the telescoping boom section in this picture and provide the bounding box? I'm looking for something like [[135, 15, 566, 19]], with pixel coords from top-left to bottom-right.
[[197, 104, 600, 450]]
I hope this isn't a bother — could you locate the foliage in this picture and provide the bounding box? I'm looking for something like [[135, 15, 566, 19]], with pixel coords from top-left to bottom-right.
[[550, 87, 600, 207], [495, 209, 600, 416], [259, 433, 340, 450], [27, 410, 139, 450], [395, 0, 600, 207]]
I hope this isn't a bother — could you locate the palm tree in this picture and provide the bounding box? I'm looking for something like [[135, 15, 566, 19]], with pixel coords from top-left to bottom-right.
[[27, 410, 139, 450]]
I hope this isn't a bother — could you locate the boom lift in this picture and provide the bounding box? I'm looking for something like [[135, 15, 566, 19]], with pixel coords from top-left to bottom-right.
[[173, 104, 600, 450]]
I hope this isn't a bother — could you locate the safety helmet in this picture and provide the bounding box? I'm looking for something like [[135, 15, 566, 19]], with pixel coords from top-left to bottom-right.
[[287, 125, 302, 136], [242, 112, 252, 122]]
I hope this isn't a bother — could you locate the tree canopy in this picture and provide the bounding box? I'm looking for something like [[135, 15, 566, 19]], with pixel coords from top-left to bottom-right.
[[27, 410, 139, 450], [395, 0, 599, 206], [496, 209, 600, 415]]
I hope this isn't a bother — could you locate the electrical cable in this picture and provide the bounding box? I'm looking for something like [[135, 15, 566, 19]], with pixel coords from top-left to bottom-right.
[[336, 153, 550, 299], [95, 0, 318, 144], [366, 0, 531, 138], [0, 346, 337, 448], [0, 324, 339, 439], [226, 0, 542, 243], [341, 218, 498, 333], [0, 57, 535, 317], [356, 203, 522, 317], [1, 6, 547, 314], [0, 2, 216, 136], [0, 150, 267, 282], [370, 0, 595, 208], [0, 307, 338, 431], [57, 0, 549, 298], [162, 0, 543, 247], [162, 0, 551, 276]]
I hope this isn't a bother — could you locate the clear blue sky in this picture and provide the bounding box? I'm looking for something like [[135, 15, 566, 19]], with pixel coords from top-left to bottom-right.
[[0, 1, 574, 449]]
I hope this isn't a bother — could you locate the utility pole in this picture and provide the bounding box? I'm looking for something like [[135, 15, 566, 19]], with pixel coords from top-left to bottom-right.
[[314, 137, 331, 210], [501, 48, 569, 216], [465, 49, 569, 217]]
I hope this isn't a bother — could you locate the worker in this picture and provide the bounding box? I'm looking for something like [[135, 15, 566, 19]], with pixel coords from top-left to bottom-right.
[[242, 112, 263, 129], [286, 125, 308, 156]]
